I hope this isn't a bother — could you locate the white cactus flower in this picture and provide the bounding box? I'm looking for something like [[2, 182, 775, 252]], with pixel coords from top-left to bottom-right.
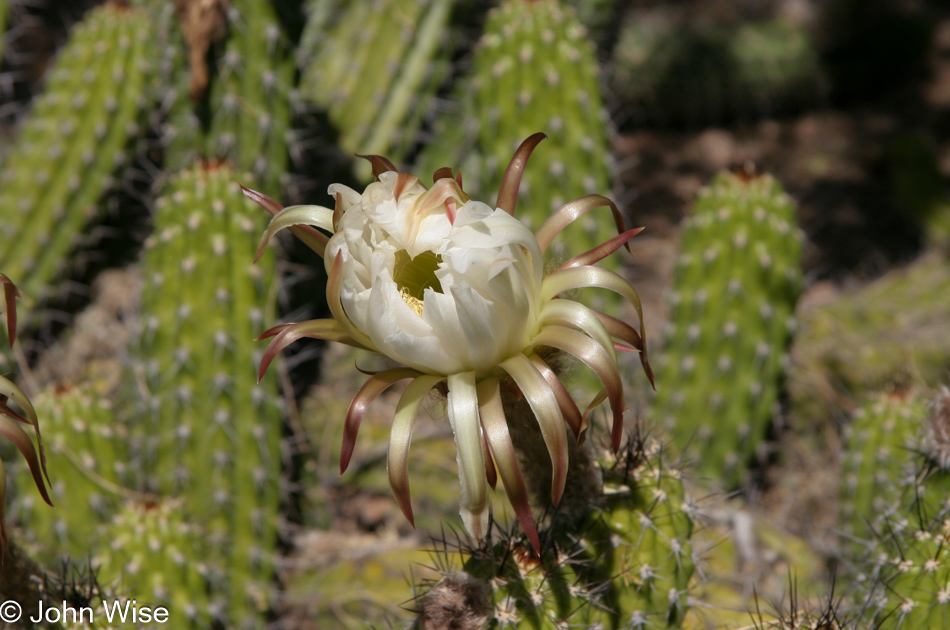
[[245, 134, 653, 553]]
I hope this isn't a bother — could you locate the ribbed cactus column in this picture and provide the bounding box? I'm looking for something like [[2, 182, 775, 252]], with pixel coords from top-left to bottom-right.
[[206, 0, 293, 197], [416, 0, 616, 267], [14, 384, 129, 557], [840, 390, 928, 549], [0, 1, 153, 300], [297, 0, 455, 176], [652, 171, 803, 488], [136, 162, 282, 628], [848, 387, 950, 629]]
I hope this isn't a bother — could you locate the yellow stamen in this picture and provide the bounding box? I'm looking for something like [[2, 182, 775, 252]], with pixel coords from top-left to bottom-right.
[[399, 287, 425, 316]]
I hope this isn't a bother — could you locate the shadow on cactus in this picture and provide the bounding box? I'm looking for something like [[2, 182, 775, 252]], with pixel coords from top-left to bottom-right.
[[0, 274, 53, 556], [414, 429, 694, 629], [244, 133, 655, 555]]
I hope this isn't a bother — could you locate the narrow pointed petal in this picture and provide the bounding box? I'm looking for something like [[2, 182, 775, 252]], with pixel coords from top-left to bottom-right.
[[538, 299, 618, 365], [332, 192, 344, 231], [393, 173, 420, 201], [499, 353, 568, 506], [255, 205, 334, 261], [0, 274, 19, 347], [341, 368, 421, 474], [591, 310, 643, 353], [556, 227, 645, 271], [542, 265, 652, 386], [482, 426, 497, 491], [529, 354, 582, 441], [256, 322, 296, 340], [242, 185, 330, 256], [581, 389, 609, 445], [447, 372, 489, 540], [0, 415, 52, 507], [0, 399, 27, 424], [532, 326, 626, 452], [240, 184, 283, 215], [477, 378, 540, 554], [0, 374, 48, 486], [432, 167, 454, 183], [496, 133, 546, 216], [356, 153, 398, 179], [258, 319, 369, 382], [534, 194, 627, 256], [328, 252, 379, 352], [388, 375, 445, 527]]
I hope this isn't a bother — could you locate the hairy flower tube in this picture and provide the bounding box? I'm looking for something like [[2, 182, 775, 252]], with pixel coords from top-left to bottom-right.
[[245, 134, 653, 553], [0, 274, 53, 555]]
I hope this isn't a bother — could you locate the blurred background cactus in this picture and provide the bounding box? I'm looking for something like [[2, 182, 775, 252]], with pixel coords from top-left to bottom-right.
[[2, 0, 950, 628]]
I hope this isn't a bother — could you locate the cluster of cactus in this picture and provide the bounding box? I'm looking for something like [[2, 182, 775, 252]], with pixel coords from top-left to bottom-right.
[[419, 436, 695, 629], [14, 162, 283, 629], [415, 0, 616, 270], [789, 250, 950, 430], [842, 387, 950, 628], [651, 171, 803, 488], [610, 14, 823, 128], [0, 1, 154, 301], [297, 0, 455, 177]]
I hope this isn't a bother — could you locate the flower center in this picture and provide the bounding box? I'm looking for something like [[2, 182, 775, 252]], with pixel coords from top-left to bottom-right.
[[394, 250, 443, 315]]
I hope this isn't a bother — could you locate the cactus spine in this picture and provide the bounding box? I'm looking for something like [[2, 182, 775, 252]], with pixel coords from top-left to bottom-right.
[[0, 2, 153, 300], [652, 171, 803, 488], [135, 162, 282, 628], [298, 0, 455, 175], [416, 0, 615, 268]]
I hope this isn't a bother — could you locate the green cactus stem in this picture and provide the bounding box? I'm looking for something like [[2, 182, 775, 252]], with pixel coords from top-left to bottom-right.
[[652, 171, 803, 489], [421, 437, 695, 629], [297, 0, 455, 177], [844, 387, 950, 628], [840, 389, 929, 552], [0, 2, 154, 301], [205, 0, 293, 197], [14, 384, 130, 560], [135, 161, 282, 628]]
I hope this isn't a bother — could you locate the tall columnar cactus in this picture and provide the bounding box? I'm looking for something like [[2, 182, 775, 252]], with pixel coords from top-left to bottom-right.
[[652, 171, 803, 488], [839, 389, 928, 550], [421, 439, 694, 629], [843, 387, 950, 628], [416, 0, 616, 267], [134, 162, 282, 628], [0, 2, 154, 300], [205, 0, 293, 197], [297, 0, 455, 176]]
